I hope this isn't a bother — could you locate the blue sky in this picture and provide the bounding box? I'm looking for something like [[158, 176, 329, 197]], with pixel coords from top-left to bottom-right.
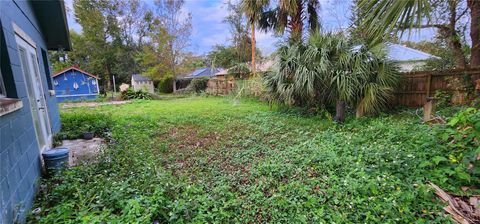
[[65, 0, 436, 56]]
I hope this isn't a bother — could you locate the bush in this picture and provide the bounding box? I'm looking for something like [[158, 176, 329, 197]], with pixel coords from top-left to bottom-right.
[[121, 88, 152, 100], [264, 32, 400, 120], [427, 108, 480, 192], [157, 77, 174, 93], [232, 77, 266, 99], [189, 77, 209, 93], [54, 112, 114, 143]]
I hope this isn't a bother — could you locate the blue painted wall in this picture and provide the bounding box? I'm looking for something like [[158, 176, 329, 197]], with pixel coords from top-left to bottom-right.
[[0, 0, 61, 223], [53, 68, 99, 102]]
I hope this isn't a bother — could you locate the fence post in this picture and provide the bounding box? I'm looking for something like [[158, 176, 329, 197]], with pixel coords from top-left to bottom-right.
[[426, 73, 432, 97]]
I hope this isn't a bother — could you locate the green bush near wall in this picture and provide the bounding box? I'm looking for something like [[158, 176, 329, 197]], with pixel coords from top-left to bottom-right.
[[157, 76, 174, 93], [121, 88, 153, 100], [54, 112, 114, 144], [189, 77, 209, 93]]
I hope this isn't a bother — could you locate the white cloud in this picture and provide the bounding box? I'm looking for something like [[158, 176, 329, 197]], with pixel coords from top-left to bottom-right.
[[255, 30, 278, 56]]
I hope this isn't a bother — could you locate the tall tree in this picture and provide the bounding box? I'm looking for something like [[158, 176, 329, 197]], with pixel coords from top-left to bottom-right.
[[468, 0, 480, 67], [137, 25, 174, 80], [225, 2, 253, 66], [259, 0, 320, 42], [241, 0, 268, 76], [73, 0, 121, 91], [116, 0, 156, 76], [155, 0, 192, 91], [70, 0, 156, 90]]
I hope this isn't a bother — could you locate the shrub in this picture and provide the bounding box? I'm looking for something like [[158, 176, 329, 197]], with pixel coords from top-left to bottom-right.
[[121, 88, 152, 100], [189, 77, 209, 93], [54, 112, 114, 143], [427, 108, 480, 191], [264, 32, 400, 122], [157, 76, 174, 93]]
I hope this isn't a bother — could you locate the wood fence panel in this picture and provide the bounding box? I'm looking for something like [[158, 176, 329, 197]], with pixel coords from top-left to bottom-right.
[[392, 68, 480, 107]]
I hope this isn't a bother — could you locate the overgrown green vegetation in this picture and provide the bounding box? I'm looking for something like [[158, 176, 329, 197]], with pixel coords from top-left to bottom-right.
[[54, 113, 114, 145], [121, 88, 153, 100], [189, 78, 209, 93], [31, 97, 478, 223], [265, 32, 400, 122]]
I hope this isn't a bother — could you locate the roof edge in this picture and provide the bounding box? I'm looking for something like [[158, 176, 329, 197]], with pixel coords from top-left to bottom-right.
[[52, 66, 100, 79]]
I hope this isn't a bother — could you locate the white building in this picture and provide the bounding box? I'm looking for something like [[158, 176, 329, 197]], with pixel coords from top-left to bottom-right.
[[131, 74, 154, 93], [386, 43, 440, 72]]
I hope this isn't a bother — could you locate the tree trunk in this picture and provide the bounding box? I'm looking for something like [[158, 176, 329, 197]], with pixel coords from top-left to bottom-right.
[[445, 0, 467, 69], [356, 99, 365, 118], [468, 0, 480, 68], [335, 100, 346, 123], [173, 79, 177, 93], [105, 64, 112, 92], [289, 0, 303, 42], [251, 23, 256, 77]]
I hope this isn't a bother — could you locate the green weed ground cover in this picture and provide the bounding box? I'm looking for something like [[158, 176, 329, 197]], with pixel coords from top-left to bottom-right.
[[30, 97, 467, 223]]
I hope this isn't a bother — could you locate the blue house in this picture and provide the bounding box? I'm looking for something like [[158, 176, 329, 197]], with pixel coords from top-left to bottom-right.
[[0, 0, 70, 223], [52, 66, 100, 102]]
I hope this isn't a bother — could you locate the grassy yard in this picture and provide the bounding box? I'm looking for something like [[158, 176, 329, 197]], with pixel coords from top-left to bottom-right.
[[32, 97, 461, 223]]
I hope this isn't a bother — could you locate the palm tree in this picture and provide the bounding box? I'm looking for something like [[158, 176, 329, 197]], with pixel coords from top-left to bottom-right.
[[259, 0, 320, 42], [265, 32, 400, 123], [352, 45, 400, 117], [241, 0, 269, 77]]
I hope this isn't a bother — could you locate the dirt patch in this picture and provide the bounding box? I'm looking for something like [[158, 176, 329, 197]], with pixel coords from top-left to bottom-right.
[[168, 126, 221, 150], [59, 138, 106, 166], [158, 125, 255, 180], [61, 100, 131, 109]]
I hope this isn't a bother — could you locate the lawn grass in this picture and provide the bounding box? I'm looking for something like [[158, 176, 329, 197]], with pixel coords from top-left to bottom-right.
[[31, 96, 455, 223]]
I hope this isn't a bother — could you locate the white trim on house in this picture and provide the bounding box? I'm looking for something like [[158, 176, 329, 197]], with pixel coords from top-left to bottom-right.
[[12, 22, 37, 48], [15, 33, 53, 151]]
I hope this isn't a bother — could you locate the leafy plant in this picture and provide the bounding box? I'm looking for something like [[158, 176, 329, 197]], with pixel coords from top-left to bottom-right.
[[426, 108, 480, 192], [54, 112, 113, 144], [157, 76, 174, 93], [32, 98, 467, 223], [434, 90, 453, 108], [121, 88, 153, 100], [264, 32, 400, 122], [189, 77, 209, 93]]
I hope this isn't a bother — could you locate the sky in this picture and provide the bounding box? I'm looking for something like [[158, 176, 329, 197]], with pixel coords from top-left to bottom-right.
[[64, 0, 436, 56]]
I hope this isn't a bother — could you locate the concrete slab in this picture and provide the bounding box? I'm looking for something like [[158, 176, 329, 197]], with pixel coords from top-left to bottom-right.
[[59, 138, 106, 166]]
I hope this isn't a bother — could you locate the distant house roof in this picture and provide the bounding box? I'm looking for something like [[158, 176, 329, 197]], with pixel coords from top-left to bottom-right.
[[214, 69, 228, 76], [132, 74, 152, 82], [52, 66, 100, 79], [352, 43, 440, 62], [185, 67, 223, 79], [386, 43, 440, 62]]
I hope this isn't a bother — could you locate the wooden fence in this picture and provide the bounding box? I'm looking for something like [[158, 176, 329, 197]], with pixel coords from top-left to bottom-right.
[[392, 68, 480, 107]]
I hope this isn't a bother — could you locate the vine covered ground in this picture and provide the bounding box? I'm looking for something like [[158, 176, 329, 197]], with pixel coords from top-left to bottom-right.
[[30, 97, 478, 223]]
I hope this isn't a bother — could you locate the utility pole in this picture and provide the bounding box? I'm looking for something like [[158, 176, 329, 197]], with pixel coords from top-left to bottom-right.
[[112, 75, 116, 99]]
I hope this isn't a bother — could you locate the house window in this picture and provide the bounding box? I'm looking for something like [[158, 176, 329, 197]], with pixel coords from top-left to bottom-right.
[[41, 49, 53, 90], [0, 20, 23, 116]]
